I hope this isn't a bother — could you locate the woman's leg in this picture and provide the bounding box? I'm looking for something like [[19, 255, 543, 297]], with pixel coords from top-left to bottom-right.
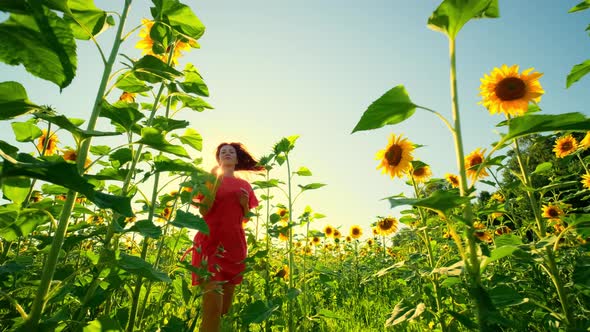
[[221, 283, 236, 315], [200, 282, 222, 332]]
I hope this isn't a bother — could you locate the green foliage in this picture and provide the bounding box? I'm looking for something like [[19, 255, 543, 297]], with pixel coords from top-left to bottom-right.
[[351, 86, 417, 133], [566, 59, 590, 88], [427, 0, 499, 39], [0, 4, 77, 89]]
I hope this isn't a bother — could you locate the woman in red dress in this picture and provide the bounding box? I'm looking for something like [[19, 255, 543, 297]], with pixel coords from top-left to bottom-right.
[[191, 142, 262, 331]]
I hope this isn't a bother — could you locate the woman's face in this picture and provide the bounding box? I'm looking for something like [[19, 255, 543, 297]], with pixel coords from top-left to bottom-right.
[[218, 145, 238, 167]]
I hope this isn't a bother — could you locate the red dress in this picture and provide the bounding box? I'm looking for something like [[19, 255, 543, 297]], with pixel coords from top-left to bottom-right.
[[189, 176, 258, 285]]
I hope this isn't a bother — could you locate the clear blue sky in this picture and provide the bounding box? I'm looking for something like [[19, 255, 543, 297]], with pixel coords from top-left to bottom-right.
[[1, 1, 589, 239]]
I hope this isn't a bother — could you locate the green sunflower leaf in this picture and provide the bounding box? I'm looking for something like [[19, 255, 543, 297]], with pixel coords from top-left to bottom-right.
[[1, 154, 133, 216], [352, 86, 417, 133], [117, 253, 170, 282], [179, 63, 209, 97], [0, 6, 77, 89], [64, 0, 112, 40], [298, 183, 326, 191], [137, 127, 189, 158], [115, 72, 152, 93], [153, 155, 199, 173], [0, 208, 51, 241], [150, 0, 206, 41], [385, 189, 471, 214], [427, 0, 499, 39], [504, 112, 590, 141], [566, 58, 590, 88], [174, 128, 202, 151], [100, 99, 145, 132], [170, 210, 209, 234], [569, 0, 590, 13], [11, 121, 42, 142], [133, 55, 182, 83], [2, 176, 30, 206], [0, 81, 41, 120]]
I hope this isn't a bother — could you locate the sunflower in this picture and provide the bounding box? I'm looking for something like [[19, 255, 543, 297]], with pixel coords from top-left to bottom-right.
[[332, 229, 341, 239], [376, 217, 398, 236], [274, 265, 289, 279], [479, 64, 544, 116], [491, 192, 505, 203], [166, 40, 191, 65], [279, 231, 289, 242], [136, 19, 155, 56], [465, 148, 488, 181], [63, 149, 92, 169], [495, 226, 512, 236], [411, 165, 432, 183], [119, 92, 136, 103], [581, 173, 590, 189], [474, 230, 493, 243], [542, 204, 564, 221], [372, 228, 378, 236], [350, 225, 362, 239], [367, 239, 374, 246], [553, 135, 578, 158], [345, 236, 352, 242], [277, 208, 289, 220], [375, 134, 415, 179], [473, 221, 486, 230], [445, 173, 460, 188], [37, 130, 59, 156], [580, 132, 590, 150], [311, 236, 321, 246], [324, 225, 334, 238]]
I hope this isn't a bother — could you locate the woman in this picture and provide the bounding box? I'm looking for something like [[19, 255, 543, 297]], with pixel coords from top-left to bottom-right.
[[190, 142, 263, 332]]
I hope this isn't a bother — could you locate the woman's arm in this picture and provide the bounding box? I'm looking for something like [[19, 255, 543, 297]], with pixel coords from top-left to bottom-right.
[[197, 169, 221, 216]]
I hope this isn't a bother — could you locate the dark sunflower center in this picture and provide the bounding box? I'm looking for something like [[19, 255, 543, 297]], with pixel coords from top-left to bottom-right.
[[385, 145, 403, 166], [380, 218, 393, 230], [495, 77, 526, 101], [352, 228, 360, 236], [470, 156, 483, 167], [560, 141, 573, 151], [548, 208, 559, 217], [413, 168, 426, 177]]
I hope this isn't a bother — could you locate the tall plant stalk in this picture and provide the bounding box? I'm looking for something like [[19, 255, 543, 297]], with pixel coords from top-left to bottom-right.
[[448, 37, 488, 331], [512, 137, 573, 326], [24, 1, 133, 329]]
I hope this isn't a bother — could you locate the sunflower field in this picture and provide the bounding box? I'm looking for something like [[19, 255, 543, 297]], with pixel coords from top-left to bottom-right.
[[1, 0, 590, 331]]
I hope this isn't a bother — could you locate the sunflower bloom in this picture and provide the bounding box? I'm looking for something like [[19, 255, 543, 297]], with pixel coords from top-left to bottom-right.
[[445, 173, 460, 188], [275, 265, 289, 279], [542, 204, 564, 221], [474, 230, 493, 243], [491, 192, 505, 203], [279, 229, 289, 242], [367, 239, 374, 246], [324, 225, 334, 238], [136, 19, 155, 56], [479, 64, 544, 116], [311, 236, 321, 246], [332, 229, 341, 239], [580, 132, 590, 150], [345, 236, 352, 242], [62, 149, 92, 169], [581, 173, 590, 189], [495, 226, 511, 236], [119, 92, 136, 103], [37, 130, 59, 156], [411, 165, 432, 183], [465, 148, 488, 182], [553, 135, 578, 158], [350, 225, 362, 239], [376, 217, 398, 236], [375, 134, 415, 179]]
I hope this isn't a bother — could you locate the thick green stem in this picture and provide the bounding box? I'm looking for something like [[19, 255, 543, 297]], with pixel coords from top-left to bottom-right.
[[512, 138, 573, 325], [448, 37, 486, 331], [25, 191, 77, 330], [25, 1, 133, 328], [285, 154, 295, 332]]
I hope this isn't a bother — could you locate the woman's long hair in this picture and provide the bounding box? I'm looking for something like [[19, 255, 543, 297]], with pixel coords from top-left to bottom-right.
[[215, 142, 265, 172]]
